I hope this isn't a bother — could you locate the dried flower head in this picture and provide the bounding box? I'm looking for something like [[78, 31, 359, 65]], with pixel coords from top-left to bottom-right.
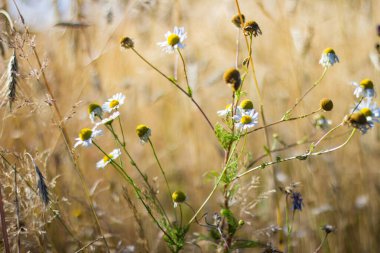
[[157, 26, 187, 54], [240, 99, 254, 111], [88, 103, 103, 123], [352, 79, 376, 98], [319, 48, 339, 68], [120, 36, 134, 49], [223, 68, 241, 91], [322, 224, 336, 234], [231, 14, 245, 28], [172, 190, 187, 207], [243, 20, 262, 37], [320, 98, 333, 111], [136, 124, 151, 144]]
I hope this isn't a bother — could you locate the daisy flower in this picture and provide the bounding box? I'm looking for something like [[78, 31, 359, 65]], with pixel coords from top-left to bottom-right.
[[319, 48, 339, 68], [88, 103, 103, 123], [351, 79, 376, 99], [354, 99, 380, 124], [96, 149, 121, 169], [102, 93, 125, 113], [74, 126, 102, 148], [217, 104, 233, 117], [157, 26, 186, 54], [233, 109, 259, 131], [95, 111, 120, 127], [136, 124, 151, 144]]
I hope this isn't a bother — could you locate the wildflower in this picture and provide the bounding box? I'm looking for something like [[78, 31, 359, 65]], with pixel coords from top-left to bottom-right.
[[291, 191, 303, 211], [319, 48, 339, 68], [240, 99, 254, 112], [322, 224, 336, 234], [172, 190, 187, 208], [243, 20, 262, 37], [354, 99, 380, 124], [231, 14, 245, 28], [313, 114, 332, 130], [223, 68, 241, 91], [345, 111, 373, 134], [120, 36, 134, 49], [136, 124, 151, 144], [351, 79, 376, 98], [233, 109, 259, 131], [320, 98, 333, 111], [88, 103, 103, 123], [157, 26, 186, 54], [217, 104, 233, 117], [102, 93, 126, 113], [74, 126, 102, 148], [96, 111, 120, 126], [96, 149, 121, 169]]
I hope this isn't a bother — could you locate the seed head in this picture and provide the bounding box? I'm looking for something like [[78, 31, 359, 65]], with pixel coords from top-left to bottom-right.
[[322, 224, 336, 234], [231, 14, 245, 28], [243, 20, 262, 37], [359, 79, 374, 90], [320, 98, 333, 111], [240, 99, 254, 110], [172, 190, 187, 203], [223, 68, 241, 91], [120, 37, 134, 49]]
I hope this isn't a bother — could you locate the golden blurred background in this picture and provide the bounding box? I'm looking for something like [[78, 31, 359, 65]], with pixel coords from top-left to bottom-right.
[[0, 0, 379, 252]]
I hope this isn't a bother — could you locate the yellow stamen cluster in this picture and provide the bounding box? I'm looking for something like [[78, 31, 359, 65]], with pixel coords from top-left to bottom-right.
[[360, 79, 374, 90], [167, 34, 180, 47], [241, 115, 252, 124], [172, 190, 187, 203], [103, 154, 114, 162], [323, 48, 335, 55], [79, 128, 92, 141], [110, 100, 119, 108], [240, 99, 254, 110], [360, 108, 372, 117]]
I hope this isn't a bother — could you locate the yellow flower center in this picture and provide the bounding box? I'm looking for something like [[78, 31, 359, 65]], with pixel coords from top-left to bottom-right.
[[360, 79, 374, 90], [136, 124, 150, 138], [79, 128, 92, 141], [323, 48, 335, 55], [172, 191, 187, 203], [88, 103, 101, 114], [167, 34, 180, 47], [103, 154, 114, 162], [240, 99, 254, 110], [360, 107, 372, 117], [241, 115, 252, 124], [109, 100, 119, 108]]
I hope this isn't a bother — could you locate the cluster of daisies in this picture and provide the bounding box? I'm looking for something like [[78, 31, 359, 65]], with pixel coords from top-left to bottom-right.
[[73, 93, 125, 169], [318, 48, 379, 134]]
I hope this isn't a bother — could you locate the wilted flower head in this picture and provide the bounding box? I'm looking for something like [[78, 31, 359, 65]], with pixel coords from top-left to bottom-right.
[[157, 26, 186, 54], [233, 109, 259, 131], [291, 191, 303, 211], [320, 98, 333, 111], [313, 114, 332, 131], [120, 36, 134, 49], [243, 20, 262, 37], [319, 48, 339, 68], [345, 111, 373, 134], [322, 224, 336, 234], [102, 93, 126, 113], [223, 68, 241, 91], [231, 13, 245, 28], [88, 103, 103, 123], [351, 79, 376, 98], [74, 126, 102, 148], [96, 149, 121, 169], [172, 190, 187, 208], [136, 124, 151, 144]]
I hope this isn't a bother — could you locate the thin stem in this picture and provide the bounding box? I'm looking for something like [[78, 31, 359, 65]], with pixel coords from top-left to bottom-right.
[[177, 48, 192, 97], [0, 177, 10, 253], [148, 139, 172, 199], [284, 68, 328, 119], [313, 233, 328, 253], [233, 129, 356, 181], [188, 142, 239, 225], [14, 166, 21, 253], [131, 48, 214, 131], [74, 237, 103, 253]]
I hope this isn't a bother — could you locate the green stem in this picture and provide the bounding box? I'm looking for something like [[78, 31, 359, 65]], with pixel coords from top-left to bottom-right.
[[177, 48, 192, 97]]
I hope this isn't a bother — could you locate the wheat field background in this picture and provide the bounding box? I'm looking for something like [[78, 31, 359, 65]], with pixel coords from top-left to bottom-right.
[[0, 0, 379, 252]]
